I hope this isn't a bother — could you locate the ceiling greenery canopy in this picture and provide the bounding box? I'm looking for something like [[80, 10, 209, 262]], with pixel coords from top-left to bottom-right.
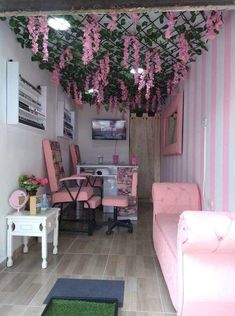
[[4, 10, 223, 114]]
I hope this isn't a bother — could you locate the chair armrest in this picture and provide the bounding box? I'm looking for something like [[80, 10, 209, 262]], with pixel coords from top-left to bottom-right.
[[152, 182, 201, 215], [59, 175, 86, 182], [178, 210, 235, 253]]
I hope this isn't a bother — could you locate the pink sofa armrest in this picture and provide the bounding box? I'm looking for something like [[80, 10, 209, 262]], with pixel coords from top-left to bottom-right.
[[178, 211, 235, 253], [177, 210, 235, 316], [152, 183, 201, 215]]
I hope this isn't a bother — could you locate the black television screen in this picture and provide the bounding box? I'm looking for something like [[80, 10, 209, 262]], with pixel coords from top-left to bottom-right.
[[92, 119, 127, 140]]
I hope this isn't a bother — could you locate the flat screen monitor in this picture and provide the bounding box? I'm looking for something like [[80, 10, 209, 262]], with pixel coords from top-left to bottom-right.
[[92, 119, 127, 140]]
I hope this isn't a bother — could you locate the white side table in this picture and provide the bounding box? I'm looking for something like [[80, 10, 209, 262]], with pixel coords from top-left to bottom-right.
[[6, 208, 60, 269]]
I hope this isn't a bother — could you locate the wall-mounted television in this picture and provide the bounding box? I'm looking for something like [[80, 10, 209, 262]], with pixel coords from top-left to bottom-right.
[[92, 119, 127, 140]]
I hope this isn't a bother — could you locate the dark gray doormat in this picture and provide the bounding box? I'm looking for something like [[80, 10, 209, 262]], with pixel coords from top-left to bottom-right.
[[44, 278, 125, 307]]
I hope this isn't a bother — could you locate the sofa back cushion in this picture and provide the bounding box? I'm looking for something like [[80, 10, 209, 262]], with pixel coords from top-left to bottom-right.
[[152, 183, 201, 215]]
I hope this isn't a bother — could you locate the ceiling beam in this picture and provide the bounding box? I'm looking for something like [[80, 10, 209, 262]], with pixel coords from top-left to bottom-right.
[[0, 0, 234, 16]]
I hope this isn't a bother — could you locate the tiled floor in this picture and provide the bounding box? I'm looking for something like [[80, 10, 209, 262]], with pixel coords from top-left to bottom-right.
[[0, 202, 176, 316]]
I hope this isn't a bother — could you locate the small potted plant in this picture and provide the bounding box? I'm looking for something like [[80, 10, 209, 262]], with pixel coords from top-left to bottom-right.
[[18, 175, 48, 195]]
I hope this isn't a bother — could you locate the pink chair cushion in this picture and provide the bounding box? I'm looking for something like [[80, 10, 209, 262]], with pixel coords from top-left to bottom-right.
[[102, 196, 128, 208], [52, 186, 94, 203], [155, 213, 179, 259], [84, 196, 101, 209]]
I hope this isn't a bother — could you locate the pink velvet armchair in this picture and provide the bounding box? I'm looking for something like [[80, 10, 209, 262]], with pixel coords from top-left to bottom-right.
[[152, 182, 235, 316], [43, 139, 101, 235]]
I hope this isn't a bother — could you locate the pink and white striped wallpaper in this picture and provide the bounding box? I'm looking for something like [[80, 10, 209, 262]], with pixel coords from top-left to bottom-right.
[[161, 11, 235, 212]]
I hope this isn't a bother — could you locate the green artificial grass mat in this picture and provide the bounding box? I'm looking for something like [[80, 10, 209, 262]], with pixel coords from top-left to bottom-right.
[[42, 298, 117, 316]]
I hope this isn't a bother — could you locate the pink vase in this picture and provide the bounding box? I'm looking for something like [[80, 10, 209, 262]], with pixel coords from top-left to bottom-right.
[[112, 154, 119, 164]]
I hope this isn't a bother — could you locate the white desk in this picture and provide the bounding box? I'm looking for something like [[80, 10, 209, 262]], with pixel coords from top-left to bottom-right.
[[6, 208, 60, 269], [77, 164, 138, 219]]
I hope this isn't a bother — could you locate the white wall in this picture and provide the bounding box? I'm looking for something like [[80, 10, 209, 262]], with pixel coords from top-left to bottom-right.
[[0, 21, 72, 263], [77, 105, 130, 164]]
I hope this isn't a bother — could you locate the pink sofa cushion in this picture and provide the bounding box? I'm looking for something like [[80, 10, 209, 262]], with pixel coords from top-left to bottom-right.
[[52, 186, 93, 203], [155, 213, 180, 259]]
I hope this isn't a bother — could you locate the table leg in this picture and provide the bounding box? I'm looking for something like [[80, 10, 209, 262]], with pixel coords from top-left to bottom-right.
[[41, 223, 47, 269], [23, 236, 29, 253], [7, 221, 13, 267], [53, 212, 59, 255]]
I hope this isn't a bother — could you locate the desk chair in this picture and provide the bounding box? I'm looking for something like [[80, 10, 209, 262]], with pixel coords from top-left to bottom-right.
[[69, 143, 103, 190], [43, 139, 101, 235], [102, 171, 138, 235]]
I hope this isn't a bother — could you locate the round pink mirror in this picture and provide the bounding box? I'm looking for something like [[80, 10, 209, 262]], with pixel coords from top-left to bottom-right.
[[9, 190, 29, 212]]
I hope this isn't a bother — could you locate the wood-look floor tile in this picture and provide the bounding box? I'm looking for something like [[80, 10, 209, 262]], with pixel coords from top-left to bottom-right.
[[110, 239, 136, 255], [136, 240, 154, 256], [104, 255, 156, 278], [137, 277, 163, 312], [122, 277, 137, 311], [6, 250, 63, 273], [66, 237, 113, 254], [54, 253, 108, 276], [119, 311, 136, 316], [0, 304, 26, 316], [23, 306, 45, 316]]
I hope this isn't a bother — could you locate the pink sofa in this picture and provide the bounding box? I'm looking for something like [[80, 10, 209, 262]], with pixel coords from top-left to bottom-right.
[[152, 182, 235, 316]]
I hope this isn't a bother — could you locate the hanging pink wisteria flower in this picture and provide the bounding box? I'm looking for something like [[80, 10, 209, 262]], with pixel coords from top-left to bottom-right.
[[73, 81, 83, 106], [132, 36, 140, 84], [66, 81, 71, 97], [178, 34, 190, 64], [27, 16, 39, 54], [39, 16, 49, 61], [153, 48, 161, 73], [131, 13, 139, 24], [59, 48, 73, 69], [123, 36, 131, 68], [151, 95, 157, 112], [135, 92, 141, 109], [165, 12, 176, 39], [156, 88, 161, 108], [51, 64, 60, 86], [107, 14, 118, 31], [82, 16, 100, 65], [205, 11, 223, 40], [118, 80, 129, 102]]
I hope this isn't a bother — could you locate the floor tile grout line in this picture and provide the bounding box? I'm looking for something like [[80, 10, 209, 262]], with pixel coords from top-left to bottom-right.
[[102, 230, 115, 278]]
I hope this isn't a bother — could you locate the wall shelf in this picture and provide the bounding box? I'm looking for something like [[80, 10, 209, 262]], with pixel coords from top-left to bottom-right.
[[7, 61, 47, 130]]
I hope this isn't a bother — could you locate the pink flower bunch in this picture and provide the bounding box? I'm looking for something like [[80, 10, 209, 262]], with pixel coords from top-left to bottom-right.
[[123, 36, 131, 68], [39, 16, 49, 61], [135, 92, 141, 109], [27, 16, 39, 54], [107, 14, 118, 31], [19, 175, 48, 192], [151, 94, 157, 112], [82, 16, 100, 65], [73, 81, 83, 106], [156, 87, 161, 106], [154, 48, 162, 73], [84, 75, 91, 91], [178, 34, 190, 64], [165, 12, 176, 39], [133, 36, 140, 84], [131, 13, 139, 24], [99, 53, 110, 87], [109, 96, 118, 112], [138, 71, 146, 91], [205, 11, 223, 40], [167, 79, 173, 95], [59, 48, 73, 69], [118, 80, 129, 102], [51, 63, 60, 86], [27, 16, 49, 60], [66, 81, 71, 97]]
